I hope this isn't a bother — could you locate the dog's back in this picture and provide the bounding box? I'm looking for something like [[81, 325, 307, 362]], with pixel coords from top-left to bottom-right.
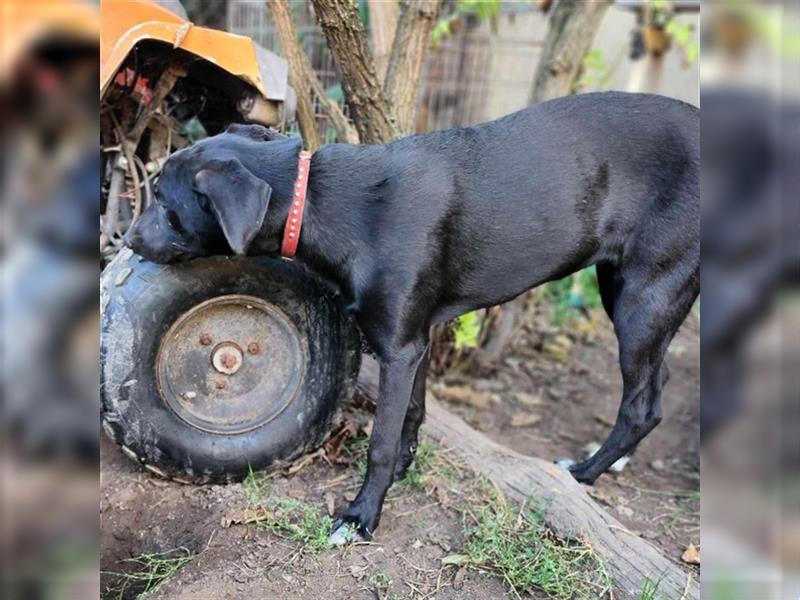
[[378, 92, 699, 319]]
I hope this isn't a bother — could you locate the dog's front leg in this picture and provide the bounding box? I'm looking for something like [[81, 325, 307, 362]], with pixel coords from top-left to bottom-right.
[[330, 339, 428, 544]]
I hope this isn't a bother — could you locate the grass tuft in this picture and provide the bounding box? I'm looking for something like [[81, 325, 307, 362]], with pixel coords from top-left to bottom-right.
[[457, 481, 611, 600], [638, 574, 671, 600], [242, 463, 269, 507], [103, 547, 194, 600], [256, 497, 334, 554], [398, 439, 461, 491]]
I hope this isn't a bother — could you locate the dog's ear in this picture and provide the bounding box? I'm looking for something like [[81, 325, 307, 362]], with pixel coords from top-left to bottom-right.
[[192, 158, 272, 255], [225, 123, 287, 142]]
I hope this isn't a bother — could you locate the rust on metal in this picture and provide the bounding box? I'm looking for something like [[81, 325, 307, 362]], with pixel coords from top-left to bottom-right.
[[211, 341, 244, 375], [155, 294, 307, 435]]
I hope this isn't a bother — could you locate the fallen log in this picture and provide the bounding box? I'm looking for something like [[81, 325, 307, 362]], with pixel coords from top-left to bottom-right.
[[357, 356, 697, 600]]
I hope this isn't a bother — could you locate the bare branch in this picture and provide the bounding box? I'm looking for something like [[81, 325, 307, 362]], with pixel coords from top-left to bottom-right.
[[269, 0, 358, 144], [311, 0, 396, 144], [529, 0, 613, 104], [384, 0, 442, 135], [268, 0, 323, 151], [367, 0, 398, 82]]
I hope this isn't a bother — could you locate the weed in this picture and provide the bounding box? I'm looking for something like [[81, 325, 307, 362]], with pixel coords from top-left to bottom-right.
[[242, 463, 269, 507], [456, 481, 611, 600], [453, 311, 481, 350], [368, 572, 392, 589], [257, 498, 334, 554], [103, 547, 194, 600], [398, 440, 462, 491], [638, 574, 674, 600], [543, 266, 602, 326]]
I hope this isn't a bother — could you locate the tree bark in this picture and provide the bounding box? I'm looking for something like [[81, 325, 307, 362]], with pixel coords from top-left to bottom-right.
[[268, 0, 359, 145], [356, 356, 699, 600], [529, 0, 614, 104], [367, 0, 398, 82], [311, 0, 396, 144], [269, 0, 323, 151], [384, 0, 442, 136]]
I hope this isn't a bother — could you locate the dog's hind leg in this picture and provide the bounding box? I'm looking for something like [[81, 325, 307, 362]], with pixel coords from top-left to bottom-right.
[[394, 342, 430, 480], [567, 259, 698, 484]]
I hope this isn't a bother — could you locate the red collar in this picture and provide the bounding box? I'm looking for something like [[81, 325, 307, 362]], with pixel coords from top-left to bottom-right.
[[280, 150, 312, 258]]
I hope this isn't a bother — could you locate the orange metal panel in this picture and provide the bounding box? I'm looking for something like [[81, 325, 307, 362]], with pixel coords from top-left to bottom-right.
[[100, 0, 269, 99]]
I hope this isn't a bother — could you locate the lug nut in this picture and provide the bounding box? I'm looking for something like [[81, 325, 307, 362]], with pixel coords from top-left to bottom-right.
[[215, 379, 228, 390], [247, 342, 260, 355], [199, 333, 213, 346]]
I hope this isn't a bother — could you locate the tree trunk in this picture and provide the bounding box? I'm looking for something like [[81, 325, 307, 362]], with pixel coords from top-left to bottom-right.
[[384, 0, 442, 136], [529, 0, 614, 104], [269, 0, 323, 151], [268, 0, 359, 145], [356, 356, 700, 600], [367, 0, 398, 82], [311, 0, 396, 144]]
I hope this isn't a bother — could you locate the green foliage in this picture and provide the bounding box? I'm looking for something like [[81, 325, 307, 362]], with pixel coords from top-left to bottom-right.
[[103, 547, 194, 599], [242, 463, 269, 507], [258, 498, 335, 554], [369, 572, 392, 588], [432, 0, 501, 46], [638, 574, 675, 600], [455, 482, 611, 599], [398, 439, 461, 491], [666, 19, 699, 64], [577, 47, 624, 90], [453, 310, 481, 349], [543, 266, 602, 326]]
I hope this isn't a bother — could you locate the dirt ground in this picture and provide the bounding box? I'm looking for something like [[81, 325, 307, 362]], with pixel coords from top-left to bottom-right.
[[100, 309, 699, 599]]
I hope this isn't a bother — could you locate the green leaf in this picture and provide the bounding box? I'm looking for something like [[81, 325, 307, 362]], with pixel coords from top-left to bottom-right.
[[453, 311, 481, 349]]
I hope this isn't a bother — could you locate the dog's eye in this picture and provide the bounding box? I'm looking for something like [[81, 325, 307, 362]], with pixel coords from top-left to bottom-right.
[[165, 209, 183, 232]]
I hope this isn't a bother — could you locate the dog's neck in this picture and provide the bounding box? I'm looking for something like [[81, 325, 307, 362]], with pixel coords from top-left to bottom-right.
[[250, 139, 387, 302]]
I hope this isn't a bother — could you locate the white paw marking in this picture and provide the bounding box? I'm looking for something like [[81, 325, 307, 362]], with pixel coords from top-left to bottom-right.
[[555, 458, 577, 470], [583, 442, 631, 473], [609, 455, 631, 473], [328, 523, 363, 547]]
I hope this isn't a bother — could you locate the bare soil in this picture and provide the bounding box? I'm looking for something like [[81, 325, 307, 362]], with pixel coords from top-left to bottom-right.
[[100, 309, 699, 599]]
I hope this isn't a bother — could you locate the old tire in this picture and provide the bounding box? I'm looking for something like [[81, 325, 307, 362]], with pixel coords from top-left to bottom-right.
[[100, 248, 360, 483]]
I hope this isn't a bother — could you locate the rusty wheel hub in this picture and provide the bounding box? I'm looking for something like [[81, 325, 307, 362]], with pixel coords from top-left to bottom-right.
[[156, 294, 306, 434]]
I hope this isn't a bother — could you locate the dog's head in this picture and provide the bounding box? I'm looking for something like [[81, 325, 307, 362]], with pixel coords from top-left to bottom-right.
[[125, 124, 292, 263]]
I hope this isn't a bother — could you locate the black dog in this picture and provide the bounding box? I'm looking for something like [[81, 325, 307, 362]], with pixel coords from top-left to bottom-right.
[[126, 91, 700, 542]]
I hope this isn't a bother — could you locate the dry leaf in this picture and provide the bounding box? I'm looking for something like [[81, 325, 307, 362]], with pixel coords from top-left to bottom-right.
[[510, 413, 541, 428], [221, 506, 273, 528], [681, 543, 700, 565], [515, 392, 542, 406], [434, 384, 489, 408], [325, 492, 336, 516]]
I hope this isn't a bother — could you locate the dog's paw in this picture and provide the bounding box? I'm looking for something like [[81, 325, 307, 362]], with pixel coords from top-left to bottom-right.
[[328, 521, 365, 546]]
